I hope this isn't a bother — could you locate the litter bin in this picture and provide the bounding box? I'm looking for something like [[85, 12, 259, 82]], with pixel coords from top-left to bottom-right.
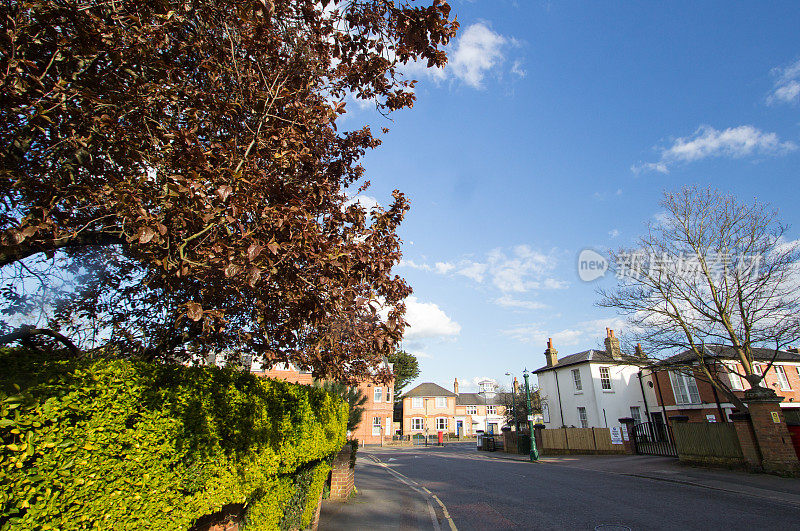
[[486, 436, 496, 452]]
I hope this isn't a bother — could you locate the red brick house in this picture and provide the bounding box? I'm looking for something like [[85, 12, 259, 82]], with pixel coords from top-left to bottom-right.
[[252, 359, 395, 445], [646, 346, 800, 423]]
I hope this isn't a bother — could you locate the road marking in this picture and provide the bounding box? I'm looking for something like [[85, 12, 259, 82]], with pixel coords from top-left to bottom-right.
[[367, 455, 458, 531]]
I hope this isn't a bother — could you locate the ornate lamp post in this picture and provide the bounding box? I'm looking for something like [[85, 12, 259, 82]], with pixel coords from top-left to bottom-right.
[[523, 368, 539, 461]]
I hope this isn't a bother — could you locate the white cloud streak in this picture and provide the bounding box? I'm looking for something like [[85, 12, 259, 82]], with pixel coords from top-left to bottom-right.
[[633, 125, 797, 174], [768, 59, 800, 105], [400, 245, 567, 294], [501, 317, 628, 349]]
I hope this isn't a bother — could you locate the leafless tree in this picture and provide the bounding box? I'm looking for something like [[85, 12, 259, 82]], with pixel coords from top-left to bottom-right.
[[599, 187, 800, 412]]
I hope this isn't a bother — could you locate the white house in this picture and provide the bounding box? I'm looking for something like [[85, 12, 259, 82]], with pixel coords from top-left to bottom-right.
[[533, 329, 659, 430]]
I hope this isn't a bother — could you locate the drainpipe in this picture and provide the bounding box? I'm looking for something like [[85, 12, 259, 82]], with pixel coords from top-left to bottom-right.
[[554, 370, 565, 428], [653, 369, 671, 442], [637, 370, 652, 421]]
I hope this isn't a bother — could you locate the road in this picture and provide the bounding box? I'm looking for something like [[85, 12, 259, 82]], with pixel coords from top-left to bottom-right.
[[335, 442, 800, 530]]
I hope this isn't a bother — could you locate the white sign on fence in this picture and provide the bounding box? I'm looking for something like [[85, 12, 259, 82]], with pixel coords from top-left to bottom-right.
[[620, 424, 629, 441], [610, 426, 623, 445]]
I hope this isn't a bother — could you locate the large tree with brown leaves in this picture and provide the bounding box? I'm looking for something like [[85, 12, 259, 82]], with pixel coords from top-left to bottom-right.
[[0, 0, 457, 381]]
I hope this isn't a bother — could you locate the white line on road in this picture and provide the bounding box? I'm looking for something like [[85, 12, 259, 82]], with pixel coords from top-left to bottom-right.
[[367, 455, 458, 531]]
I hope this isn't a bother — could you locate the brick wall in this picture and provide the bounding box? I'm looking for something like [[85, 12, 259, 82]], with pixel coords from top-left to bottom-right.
[[328, 445, 354, 501]]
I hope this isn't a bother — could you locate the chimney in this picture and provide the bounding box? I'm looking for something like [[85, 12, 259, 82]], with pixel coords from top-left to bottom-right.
[[454, 378, 459, 395], [605, 328, 622, 359], [545, 337, 559, 367], [634, 343, 646, 358], [513, 377, 519, 395]]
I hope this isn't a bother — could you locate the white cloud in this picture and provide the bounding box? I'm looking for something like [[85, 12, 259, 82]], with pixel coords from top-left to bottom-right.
[[511, 59, 526, 78], [450, 23, 508, 89], [456, 261, 488, 283], [608, 229, 620, 239], [403, 296, 461, 340], [768, 59, 800, 105], [404, 245, 567, 293], [400, 22, 520, 90], [494, 295, 546, 310], [501, 317, 628, 349], [398, 259, 433, 272], [344, 195, 380, 211], [435, 262, 455, 274], [633, 125, 797, 174]]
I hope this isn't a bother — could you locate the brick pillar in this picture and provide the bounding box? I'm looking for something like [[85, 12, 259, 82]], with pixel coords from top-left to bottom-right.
[[744, 387, 800, 475], [618, 418, 636, 454], [729, 412, 763, 472], [329, 444, 355, 501]]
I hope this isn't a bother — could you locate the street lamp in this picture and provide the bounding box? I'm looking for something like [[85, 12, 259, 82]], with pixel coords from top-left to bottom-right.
[[478, 388, 488, 434], [505, 372, 518, 432], [523, 368, 539, 462]]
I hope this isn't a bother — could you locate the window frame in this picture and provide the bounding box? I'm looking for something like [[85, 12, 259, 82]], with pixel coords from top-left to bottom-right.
[[372, 416, 381, 428], [599, 366, 612, 391], [435, 417, 448, 431], [725, 362, 744, 391], [572, 368, 583, 392], [630, 406, 641, 424], [775, 365, 792, 390], [435, 396, 447, 408], [374, 386, 382, 403], [669, 370, 701, 405], [465, 405, 477, 415], [577, 407, 588, 428], [486, 405, 497, 415], [411, 417, 424, 430], [411, 396, 423, 409]]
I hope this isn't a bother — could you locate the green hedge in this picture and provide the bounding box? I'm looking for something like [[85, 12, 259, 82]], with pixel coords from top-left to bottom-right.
[[0, 349, 347, 530]]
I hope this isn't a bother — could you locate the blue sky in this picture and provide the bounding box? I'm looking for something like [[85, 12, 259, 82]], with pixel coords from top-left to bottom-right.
[[344, 1, 800, 393]]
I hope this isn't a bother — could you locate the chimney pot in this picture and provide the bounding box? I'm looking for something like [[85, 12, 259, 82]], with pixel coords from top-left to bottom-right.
[[454, 378, 459, 395]]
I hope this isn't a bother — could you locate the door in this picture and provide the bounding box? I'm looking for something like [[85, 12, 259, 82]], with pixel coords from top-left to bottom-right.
[[456, 420, 463, 436]]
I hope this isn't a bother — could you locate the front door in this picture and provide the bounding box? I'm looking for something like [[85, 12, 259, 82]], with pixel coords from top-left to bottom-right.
[[456, 420, 463, 436]]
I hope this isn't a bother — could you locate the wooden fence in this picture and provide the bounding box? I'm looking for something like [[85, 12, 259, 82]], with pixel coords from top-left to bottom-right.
[[670, 422, 744, 466], [539, 427, 624, 455]]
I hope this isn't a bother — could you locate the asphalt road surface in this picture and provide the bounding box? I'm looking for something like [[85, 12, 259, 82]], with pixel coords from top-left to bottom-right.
[[358, 443, 800, 530]]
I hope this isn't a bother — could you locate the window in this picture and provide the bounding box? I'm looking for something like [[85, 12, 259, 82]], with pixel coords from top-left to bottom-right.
[[754, 363, 764, 376], [374, 387, 382, 403], [669, 371, 701, 405], [435, 396, 447, 408], [599, 366, 612, 390], [411, 417, 424, 430], [726, 363, 744, 391], [372, 416, 381, 428], [630, 406, 641, 424], [577, 407, 588, 428], [411, 397, 423, 409], [486, 405, 497, 415], [572, 369, 583, 392], [466, 405, 477, 415], [435, 417, 448, 430], [776, 365, 792, 390], [542, 403, 551, 423]]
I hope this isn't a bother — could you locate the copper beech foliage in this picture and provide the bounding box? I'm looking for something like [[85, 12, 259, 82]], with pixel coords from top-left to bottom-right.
[[0, 0, 457, 381]]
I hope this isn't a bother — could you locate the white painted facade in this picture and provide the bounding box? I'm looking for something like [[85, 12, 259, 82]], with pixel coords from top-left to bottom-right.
[[537, 361, 659, 430]]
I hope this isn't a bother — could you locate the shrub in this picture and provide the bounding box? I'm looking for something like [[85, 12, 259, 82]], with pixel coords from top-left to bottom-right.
[[0, 349, 347, 530]]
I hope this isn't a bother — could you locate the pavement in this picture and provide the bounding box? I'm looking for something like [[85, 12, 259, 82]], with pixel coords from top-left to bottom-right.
[[318, 442, 800, 530]]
